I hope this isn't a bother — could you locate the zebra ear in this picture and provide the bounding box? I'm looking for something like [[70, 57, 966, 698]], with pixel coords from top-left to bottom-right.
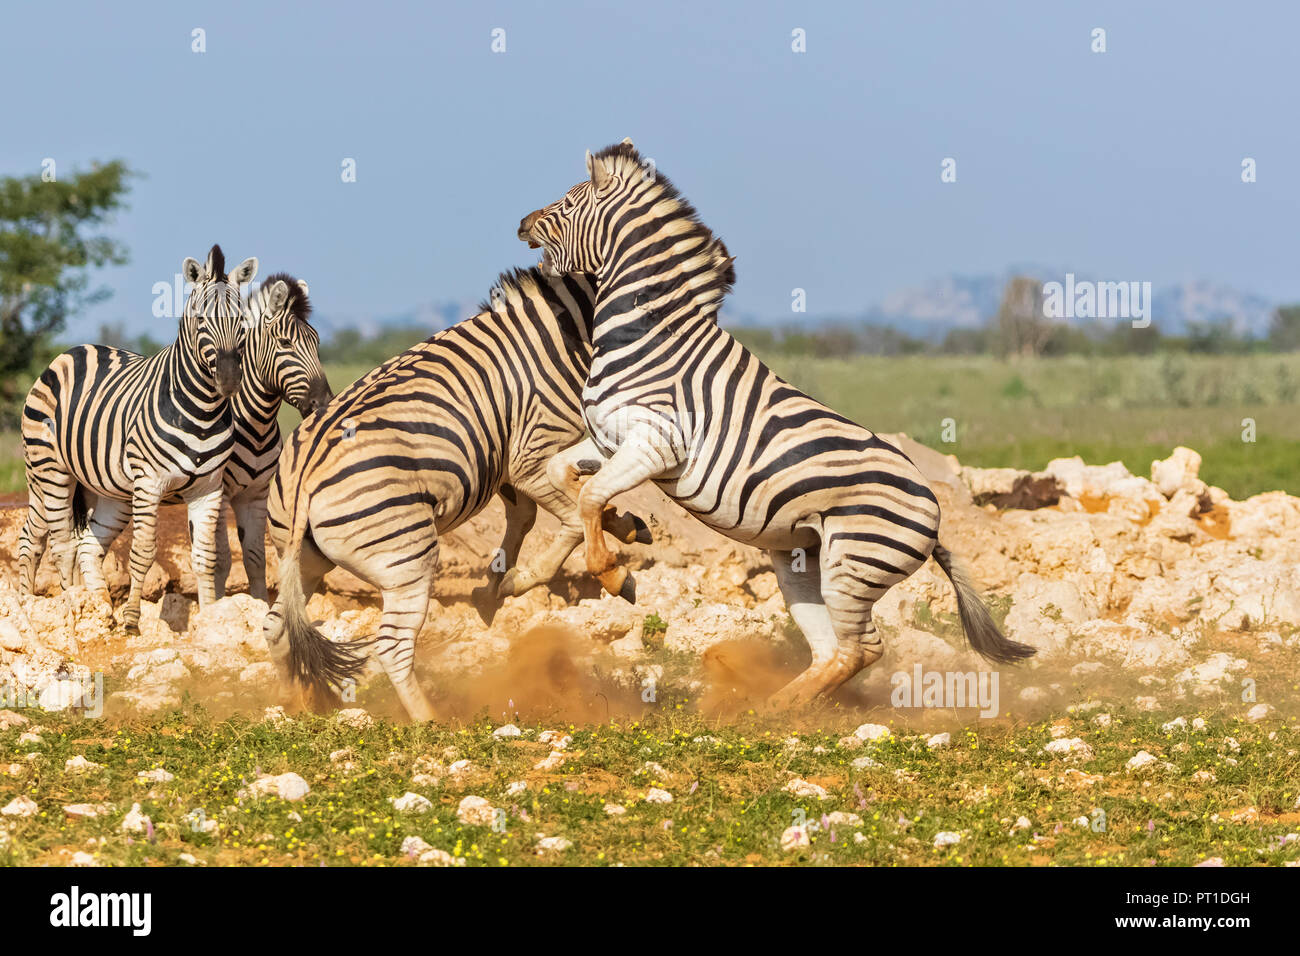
[[266, 280, 290, 317], [182, 257, 203, 286], [621, 137, 635, 148], [297, 279, 309, 297], [229, 257, 259, 287], [587, 149, 615, 195]]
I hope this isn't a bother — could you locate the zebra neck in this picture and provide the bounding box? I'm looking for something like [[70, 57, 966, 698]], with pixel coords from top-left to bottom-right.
[[590, 270, 725, 356], [231, 376, 282, 440], [168, 339, 229, 413]]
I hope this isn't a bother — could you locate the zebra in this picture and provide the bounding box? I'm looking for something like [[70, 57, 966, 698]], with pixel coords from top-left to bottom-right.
[[517, 141, 1035, 708], [264, 266, 650, 721], [17, 245, 258, 633], [213, 273, 332, 601]]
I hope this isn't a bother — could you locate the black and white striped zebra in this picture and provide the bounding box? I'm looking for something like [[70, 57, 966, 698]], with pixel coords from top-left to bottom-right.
[[518, 142, 1034, 707], [17, 245, 258, 632], [264, 267, 648, 720], [214, 273, 332, 601]]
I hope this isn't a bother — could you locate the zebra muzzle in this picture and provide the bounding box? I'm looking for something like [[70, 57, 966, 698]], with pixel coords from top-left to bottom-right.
[[214, 350, 242, 397]]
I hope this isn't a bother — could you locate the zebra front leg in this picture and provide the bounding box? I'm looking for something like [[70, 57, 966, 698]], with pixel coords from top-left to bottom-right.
[[545, 436, 650, 545], [232, 493, 270, 602], [213, 496, 232, 599], [496, 464, 650, 598], [496, 471, 581, 597], [76, 495, 130, 606], [187, 486, 225, 609], [472, 487, 537, 623], [124, 482, 165, 633], [576, 426, 680, 602]]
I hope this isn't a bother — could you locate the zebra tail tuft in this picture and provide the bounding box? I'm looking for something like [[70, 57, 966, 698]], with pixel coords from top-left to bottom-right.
[[932, 542, 1036, 664], [71, 484, 90, 535], [278, 530, 369, 709]]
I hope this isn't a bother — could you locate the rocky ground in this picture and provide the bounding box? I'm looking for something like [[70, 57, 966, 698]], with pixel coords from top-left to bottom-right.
[[0, 437, 1297, 726]]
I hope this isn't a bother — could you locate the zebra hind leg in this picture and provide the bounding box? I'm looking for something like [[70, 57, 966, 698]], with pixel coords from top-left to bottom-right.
[[264, 533, 336, 713], [232, 495, 270, 602], [372, 578, 437, 722], [765, 547, 874, 709], [17, 506, 49, 596]]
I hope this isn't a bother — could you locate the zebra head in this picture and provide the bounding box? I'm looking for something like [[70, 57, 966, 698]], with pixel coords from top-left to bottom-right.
[[181, 244, 258, 398], [245, 273, 333, 416], [518, 138, 651, 278]]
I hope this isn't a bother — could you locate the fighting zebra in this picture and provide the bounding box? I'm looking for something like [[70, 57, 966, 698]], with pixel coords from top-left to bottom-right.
[[517, 141, 1035, 708], [17, 245, 258, 632], [265, 266, 650, 721], [214, 273, 332, 600]]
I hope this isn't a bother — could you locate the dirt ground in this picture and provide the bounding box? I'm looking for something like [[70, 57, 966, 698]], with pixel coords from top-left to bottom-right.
[[1, 437, 1297, 730]]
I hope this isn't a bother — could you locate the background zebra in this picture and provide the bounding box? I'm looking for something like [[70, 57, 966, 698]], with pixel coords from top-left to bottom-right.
[[214, 273, 332, 600], [518, 141, 1035, 708], [17, 245, 257, 632], [265, 266, 649, 721]]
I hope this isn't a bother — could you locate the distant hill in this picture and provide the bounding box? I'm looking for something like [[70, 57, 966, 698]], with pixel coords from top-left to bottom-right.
[[57, 268, 1284, 348], [851, 268, 1276, 339]]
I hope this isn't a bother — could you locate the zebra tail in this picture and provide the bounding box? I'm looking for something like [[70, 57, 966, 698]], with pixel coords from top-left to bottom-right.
[[71, 484, 90, 535], [931, 542, 1036, 664], [277, 509, 368, 710]]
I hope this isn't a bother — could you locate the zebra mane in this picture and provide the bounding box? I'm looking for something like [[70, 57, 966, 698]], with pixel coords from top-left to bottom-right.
[[260, 271, 313, 325], [590, 142, 737, 292], [478, 266, 549, 313], [207, 244, 226, 279]]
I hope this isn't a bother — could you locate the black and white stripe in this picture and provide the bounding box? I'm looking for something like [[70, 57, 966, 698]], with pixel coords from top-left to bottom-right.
[[17, 245, 257, 631], [264, 267, 647, 720], [214, 273, 332, 600], [518, 141, 1034, 707]]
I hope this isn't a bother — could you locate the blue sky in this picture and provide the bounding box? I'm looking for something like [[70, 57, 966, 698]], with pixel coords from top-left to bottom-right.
[[3, 0, 1299, 339]]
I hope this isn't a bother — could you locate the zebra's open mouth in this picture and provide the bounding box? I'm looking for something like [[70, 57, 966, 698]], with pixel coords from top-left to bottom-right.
[[537, 246, 561, 277]]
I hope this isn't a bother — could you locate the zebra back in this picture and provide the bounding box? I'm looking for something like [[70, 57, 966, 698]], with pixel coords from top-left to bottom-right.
[[269, 267, 597, 543]]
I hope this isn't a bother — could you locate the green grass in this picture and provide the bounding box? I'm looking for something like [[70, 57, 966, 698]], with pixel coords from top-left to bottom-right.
[[762, 353, 1300, 500], [2, 704, 1296, 866], [6, 353, 1300, 500]]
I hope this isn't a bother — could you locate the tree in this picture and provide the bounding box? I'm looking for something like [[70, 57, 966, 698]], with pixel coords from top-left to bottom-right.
[[1269, 304, 1300, 352], [0, 160, 133, 420], [991, 276, 1053, 359]]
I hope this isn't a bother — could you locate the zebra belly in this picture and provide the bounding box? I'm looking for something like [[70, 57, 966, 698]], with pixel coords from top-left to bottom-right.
[[650, 471, 815, 551]]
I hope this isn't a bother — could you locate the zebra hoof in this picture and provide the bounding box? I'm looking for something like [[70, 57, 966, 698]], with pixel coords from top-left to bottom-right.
[[495, 569, 522, 599], [629, 514, 652, 545], [471, 584, 502, 626]]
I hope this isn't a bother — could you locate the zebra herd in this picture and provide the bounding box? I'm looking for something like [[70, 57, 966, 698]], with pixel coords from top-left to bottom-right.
[[17, 140, 1034, 721]]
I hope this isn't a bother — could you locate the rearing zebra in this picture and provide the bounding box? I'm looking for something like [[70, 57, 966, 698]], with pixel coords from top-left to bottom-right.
[[518, 141, 1035, 707], [214, 273, 332, 600], [18, 245, 257, 632], [265, 266, 648, 721]]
